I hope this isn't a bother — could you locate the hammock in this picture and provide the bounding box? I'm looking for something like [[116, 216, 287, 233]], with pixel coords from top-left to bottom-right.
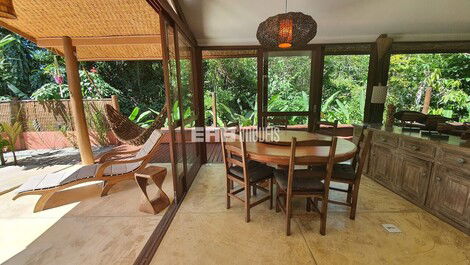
[[104, 104, 167, 146]]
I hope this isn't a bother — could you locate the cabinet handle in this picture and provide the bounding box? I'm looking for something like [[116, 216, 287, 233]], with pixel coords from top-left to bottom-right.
[[457, 158, 466, 164], [436, 176, 442, 182]]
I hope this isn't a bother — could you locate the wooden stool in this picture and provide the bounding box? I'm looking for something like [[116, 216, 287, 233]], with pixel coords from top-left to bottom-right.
[[135, 166, 170, 214]]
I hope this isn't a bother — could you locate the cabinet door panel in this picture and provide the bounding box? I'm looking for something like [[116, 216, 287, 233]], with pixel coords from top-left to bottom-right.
[[430, 167, 470, 228], [370, 145, 395, 188], [396, 155, 431, 205]]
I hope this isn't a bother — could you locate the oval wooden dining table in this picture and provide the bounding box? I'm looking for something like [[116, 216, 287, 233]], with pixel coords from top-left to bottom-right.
[[227, 130, 357, 166]]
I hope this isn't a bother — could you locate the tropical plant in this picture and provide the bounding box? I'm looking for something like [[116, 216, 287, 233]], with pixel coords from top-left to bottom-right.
[[0, 126, 8, 166], [85, 104, 110, 146], [128, 106, 161, 128], [1, 121, 22, 165]]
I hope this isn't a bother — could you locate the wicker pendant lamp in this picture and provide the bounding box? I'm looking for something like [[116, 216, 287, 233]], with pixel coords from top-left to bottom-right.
[[257, 0, 317, 48], [0, 0, 16, 19]]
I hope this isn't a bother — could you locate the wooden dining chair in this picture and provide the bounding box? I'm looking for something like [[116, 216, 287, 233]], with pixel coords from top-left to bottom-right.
[[325, 130, 373, 220], [220, 130, 274, 222], [274, 136, 338, 236], [314, 119, 339, 136], [267, 117, 289, 130]]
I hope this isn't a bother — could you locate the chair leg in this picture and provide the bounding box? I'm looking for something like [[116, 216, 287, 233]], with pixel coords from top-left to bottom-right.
[[350, 183, 360, 220], [286, 194, 292, 236], [33, 191, 54, 213], [269, 178, 273, 210], [226, 177, 231, 209], [253, 185, 257, 196], [346, 184, 353, 203], [101, 181, 116, 197], [245, 183, 251, 223], [320, 195, 328, 236], [306, 198, 311, 212], [275, 183, 280, 213]]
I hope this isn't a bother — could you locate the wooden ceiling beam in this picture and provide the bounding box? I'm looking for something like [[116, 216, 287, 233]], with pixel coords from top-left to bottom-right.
[[37, 35, 161, 48], [146, 0, 197, 46]]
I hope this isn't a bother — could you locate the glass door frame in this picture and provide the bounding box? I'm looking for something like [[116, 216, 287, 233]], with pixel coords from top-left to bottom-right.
[[258, 45, 324, 132], [160, 13, 202, 201]]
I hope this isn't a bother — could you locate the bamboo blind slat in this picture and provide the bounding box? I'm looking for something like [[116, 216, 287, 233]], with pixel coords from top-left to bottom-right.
[[2, 0, 160, 38]]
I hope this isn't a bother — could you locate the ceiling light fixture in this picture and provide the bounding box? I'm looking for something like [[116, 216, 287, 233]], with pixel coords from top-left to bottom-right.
[[257, 0, 317, 48]]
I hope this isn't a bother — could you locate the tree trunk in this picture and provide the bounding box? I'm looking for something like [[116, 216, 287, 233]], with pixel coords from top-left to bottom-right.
[[0, 151, 5, 166], [422, 87, 432, 114]]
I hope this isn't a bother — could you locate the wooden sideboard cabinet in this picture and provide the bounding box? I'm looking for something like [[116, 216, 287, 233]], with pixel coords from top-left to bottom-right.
[[355, 125, 470, 234]]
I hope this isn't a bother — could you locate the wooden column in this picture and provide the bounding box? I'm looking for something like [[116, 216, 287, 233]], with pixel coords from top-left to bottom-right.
[[256, 48, 264, 129], [364, 34, 393, 123], [193, 46, 207, 164], [62, 36, 94, 165], [308, 45, 324, 132]]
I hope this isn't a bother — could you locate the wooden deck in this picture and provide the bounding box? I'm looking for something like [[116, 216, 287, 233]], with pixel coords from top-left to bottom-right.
[[205, 143, 223, 163], [150, 143, 223, 163]]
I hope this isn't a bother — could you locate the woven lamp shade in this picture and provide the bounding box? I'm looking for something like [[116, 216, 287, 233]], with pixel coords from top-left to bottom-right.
[[257, 12, 316, 48], [0, 0, 16, 19]]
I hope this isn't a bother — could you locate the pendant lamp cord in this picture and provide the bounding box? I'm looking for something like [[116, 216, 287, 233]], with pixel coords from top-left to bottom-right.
[[285, 0, 288, 12]]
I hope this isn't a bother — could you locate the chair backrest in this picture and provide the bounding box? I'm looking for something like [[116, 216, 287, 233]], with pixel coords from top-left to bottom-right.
[[314, 120, 339, 136], [127, 130, 164, 171], [267, 117, 289, 129], [286, 136, 338, 196], [225, 121, 241, 134], [353, 130, 373, 180], [220, 130, 250, 182]]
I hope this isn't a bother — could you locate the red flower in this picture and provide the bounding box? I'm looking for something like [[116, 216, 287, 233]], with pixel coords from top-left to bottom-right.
[[54, 75, 64, 84]]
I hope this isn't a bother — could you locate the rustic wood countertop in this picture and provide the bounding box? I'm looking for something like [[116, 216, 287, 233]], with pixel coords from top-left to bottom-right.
[[355, 124, 469, 149]]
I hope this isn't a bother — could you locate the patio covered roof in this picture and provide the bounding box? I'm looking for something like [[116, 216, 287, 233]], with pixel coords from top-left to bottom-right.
[[179, 0, 470, 46], [0, 0, 162, 61]]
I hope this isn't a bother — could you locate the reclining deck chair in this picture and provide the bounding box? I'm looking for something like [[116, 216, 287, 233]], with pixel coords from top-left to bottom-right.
[[13, 130, 165, 212]]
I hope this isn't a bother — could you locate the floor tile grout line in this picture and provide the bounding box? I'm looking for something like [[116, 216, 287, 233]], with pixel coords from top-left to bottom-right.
[[295, 218, 319, 265]]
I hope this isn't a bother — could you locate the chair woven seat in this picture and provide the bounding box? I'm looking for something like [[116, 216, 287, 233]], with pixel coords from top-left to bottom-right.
[[228, 162, 273, 183], [274, 169, 325, 192], [105, 104, 167, 146]]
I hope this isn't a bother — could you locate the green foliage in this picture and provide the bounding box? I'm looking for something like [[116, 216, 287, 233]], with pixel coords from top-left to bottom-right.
[[322, 55, 369, 124], [387, 53, 470, 122], [1, 121, 22, 165], [85, 104, 109, 146], [128, 106, 160, 128], [0, 126, 8, 166], [203, 58, 258, 126]]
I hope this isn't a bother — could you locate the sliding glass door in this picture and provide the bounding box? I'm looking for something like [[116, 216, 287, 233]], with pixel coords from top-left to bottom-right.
[[160, 15, 202, 200]]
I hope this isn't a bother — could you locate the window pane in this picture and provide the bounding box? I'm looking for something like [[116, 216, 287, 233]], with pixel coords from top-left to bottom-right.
[[387, 53, 470, 122], [322, 55, 369, 124], [267, 51, 311, 112], [203, 57, 258, 127]]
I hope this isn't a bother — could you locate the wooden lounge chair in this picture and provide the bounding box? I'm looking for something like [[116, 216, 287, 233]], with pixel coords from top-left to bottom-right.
[[13, 130, 165, 212]]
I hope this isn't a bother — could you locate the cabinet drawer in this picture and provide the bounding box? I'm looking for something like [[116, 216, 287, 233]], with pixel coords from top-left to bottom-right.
[[373, 131, 399, 148], [400, 138, 436, 158], [437, 147, 470, 173]]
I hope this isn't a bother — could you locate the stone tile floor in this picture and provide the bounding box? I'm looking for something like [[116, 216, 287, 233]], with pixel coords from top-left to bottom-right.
[[151, 164, 470, 265]]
